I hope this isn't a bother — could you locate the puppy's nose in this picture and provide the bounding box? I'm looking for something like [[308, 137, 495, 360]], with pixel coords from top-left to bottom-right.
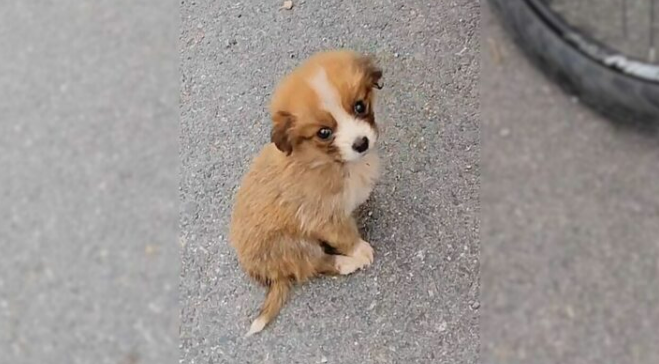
[[352, 136, 369, 153]]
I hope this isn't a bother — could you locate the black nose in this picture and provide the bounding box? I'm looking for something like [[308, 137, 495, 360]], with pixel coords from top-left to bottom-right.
[[352, 136, 369, 153]]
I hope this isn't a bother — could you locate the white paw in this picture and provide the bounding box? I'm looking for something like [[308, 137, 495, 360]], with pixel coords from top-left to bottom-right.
[[335, 255, 362, 275], [351, 239, 374, 266]]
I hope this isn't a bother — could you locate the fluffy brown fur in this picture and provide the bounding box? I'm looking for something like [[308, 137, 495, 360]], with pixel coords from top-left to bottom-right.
[[229, 50, 383, 336]]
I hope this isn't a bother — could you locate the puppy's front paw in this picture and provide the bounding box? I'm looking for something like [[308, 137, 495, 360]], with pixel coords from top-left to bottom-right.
[[352, 239, 374, 266], [335, 255, 362, 275]]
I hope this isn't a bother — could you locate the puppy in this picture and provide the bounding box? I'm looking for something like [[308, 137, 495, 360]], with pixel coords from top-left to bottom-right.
[[229, 50, 383, 336]]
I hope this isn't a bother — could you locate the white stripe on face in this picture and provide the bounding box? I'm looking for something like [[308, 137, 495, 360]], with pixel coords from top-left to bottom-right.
[[308, 68, 377, 162]]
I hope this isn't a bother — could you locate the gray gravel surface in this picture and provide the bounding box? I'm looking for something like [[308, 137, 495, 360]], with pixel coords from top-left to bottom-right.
[[0, 1, 179, 364], [180, 1, 480, 363], [483, 4, 659, 364]]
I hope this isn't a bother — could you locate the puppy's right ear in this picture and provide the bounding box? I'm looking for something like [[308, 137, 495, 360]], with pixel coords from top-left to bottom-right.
[[271, 111, 295, 156], [357, 55, 383, 89]]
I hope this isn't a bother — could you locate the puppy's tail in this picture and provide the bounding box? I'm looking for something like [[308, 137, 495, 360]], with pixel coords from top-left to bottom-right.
[[245, 280, 291, 337]]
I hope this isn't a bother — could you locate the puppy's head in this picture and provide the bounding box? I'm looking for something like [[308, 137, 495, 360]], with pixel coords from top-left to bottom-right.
[[270, 50, 382, 163]]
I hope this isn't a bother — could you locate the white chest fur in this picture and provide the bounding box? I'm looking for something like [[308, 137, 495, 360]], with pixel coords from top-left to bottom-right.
[[342, 151, 380, 214]]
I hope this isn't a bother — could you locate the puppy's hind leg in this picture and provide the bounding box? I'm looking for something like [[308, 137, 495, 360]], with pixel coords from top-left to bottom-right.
[[315, 253, 364, 276]]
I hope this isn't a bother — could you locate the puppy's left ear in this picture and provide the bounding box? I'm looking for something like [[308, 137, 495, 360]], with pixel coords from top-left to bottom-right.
[[358, 55, 383, 89], [271, 111, 296, 156]]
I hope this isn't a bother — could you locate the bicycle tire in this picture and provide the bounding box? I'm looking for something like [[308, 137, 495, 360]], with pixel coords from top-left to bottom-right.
[[489, 0, 659, 129]]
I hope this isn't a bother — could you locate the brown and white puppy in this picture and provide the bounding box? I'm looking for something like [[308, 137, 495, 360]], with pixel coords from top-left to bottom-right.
[[229, 50, 383, 336]]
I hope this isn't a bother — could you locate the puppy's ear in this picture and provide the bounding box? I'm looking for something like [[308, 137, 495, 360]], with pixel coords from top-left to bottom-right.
[[357, 55, 383, 89], [271, 111, 295, 155]]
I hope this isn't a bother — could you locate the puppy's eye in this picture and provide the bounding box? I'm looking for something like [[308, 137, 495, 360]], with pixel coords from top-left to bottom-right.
[[317, 127, 333, 140], [353, 100, 367, 116]]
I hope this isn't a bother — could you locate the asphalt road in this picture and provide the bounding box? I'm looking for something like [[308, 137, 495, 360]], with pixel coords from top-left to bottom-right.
[[4, 1, 655, 363], [0, 1, 179, 364], [483, 3, 659, 364], [180, 1, 480, 363]]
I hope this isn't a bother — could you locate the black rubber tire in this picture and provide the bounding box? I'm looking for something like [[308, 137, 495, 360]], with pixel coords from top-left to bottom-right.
[[489, 0, 659, 129]]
